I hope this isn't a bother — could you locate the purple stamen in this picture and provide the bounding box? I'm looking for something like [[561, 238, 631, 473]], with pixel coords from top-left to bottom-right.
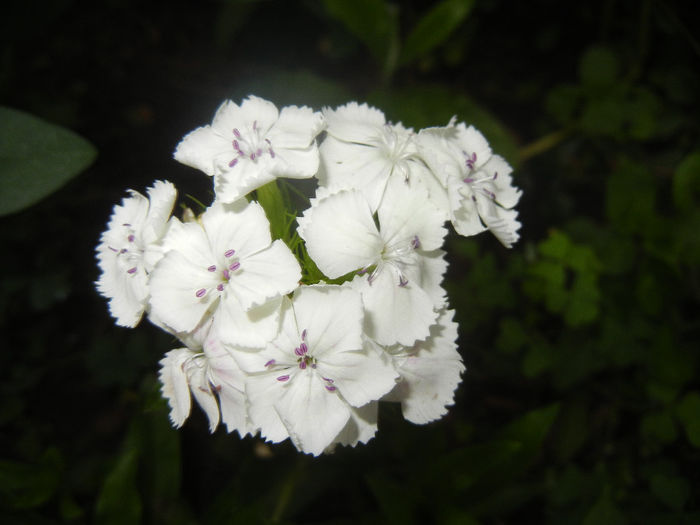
[[108, 246, 118, 252], [294, 347, 304, 356], [264, 359, 275, 368], [229, 261, 240, 271], [311, 363, 317, 369], [269, 148, 275, 158], [277, 375, 289, 382], [301, 329, 307, 340], [493, 172, 498, 180], [120, 248, 128, 254], [195, 288, 207, 298], [256, 148, 262, 157], [207, 265, 217, 272], [128, 234, 135, 242], [233, 128, 241, 139], [325, 385, 337, 392], [225, 249, 235, 258], [216, 283, 224, 292], [411, 235, 421, 249], [250, 152, 256, 161], [127, 267, 137, 274], [399, 275, 409, 287], [484, 189, 496, 200], [299, 342, 308, 354], [299, 360, 307, 370], [323, 377, 334, 383], [229, 158, 238, 168], [464, 177, 474, 184], [223, 269, 230, 280], [122, 223, 131, 227]]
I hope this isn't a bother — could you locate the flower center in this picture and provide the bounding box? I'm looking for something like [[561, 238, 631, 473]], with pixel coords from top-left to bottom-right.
[[194, 248, 242, 298], [228, 121, 276, 168], [108, 223, 143, 276], [360, 235, 421, 288], [269, 329, 336, 392], [377, 124, 415, 181]]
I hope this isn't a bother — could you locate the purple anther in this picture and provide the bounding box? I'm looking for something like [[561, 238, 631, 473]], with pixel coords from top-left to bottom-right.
[[108, 246, 118, 252], [216, 283, 224, 292], [256, 148, 262, 157], [128, 234, 135, 243], [253, 120, 257, 131], [311, 363, 317, 369], [399, 275, 409, 287], [207, 265, 217, 272], [120, 248, 128, 254], [223, 269, 230, 280], [472, 196, 477, 202], [294, 346, 304, 356], [250, 152, 256, 161], [301, 329, 307, 340], [264, 359, 275, 368], [229, 261, 240, 271], [233, 128, 241, 139], [323, 377, 334, 383], [195, 288, 207, 298], [225, 249, 235, 258], [493, 172, 498, 180], [465, 152, 477, 171], [233, 140, 242, 153], [463, 177, 475, 184], [269, 148, 275, 158], [411, 235, 421, 249], [122, 223, 131, 227], [299, 342, 308, 354], [277, 375, 290, 382], [229, 158, 238, 168], [484, 189, 496, 200], [325, 385, 337, 392], [265, 138, 271, 145], [299, 360, 307, 370], [127, 267, 138, 274]]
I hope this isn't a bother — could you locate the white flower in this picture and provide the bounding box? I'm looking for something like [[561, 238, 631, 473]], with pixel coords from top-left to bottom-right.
[[242, 286, 398, 456], [298, 177, 448, 346], [417, 122, 522, 247], [148, 199, 301, 347], [96, 180, 176, 327], [174, 96, 325, 203], [158, 319, 253, 435], [318, 102, 447, 212], [383, 308, 464, 424]]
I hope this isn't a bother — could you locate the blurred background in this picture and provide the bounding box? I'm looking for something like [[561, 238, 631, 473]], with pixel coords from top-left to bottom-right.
[[1, 0, 699, 523]]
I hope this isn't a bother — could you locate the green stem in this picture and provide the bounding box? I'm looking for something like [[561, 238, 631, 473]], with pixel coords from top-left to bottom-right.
[[256, 180, 288, 242], [518, 127, 574, 162]]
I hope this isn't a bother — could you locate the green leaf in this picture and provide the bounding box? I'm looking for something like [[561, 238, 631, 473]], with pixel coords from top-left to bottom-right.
[[675, 391, 700, 448], [641, 411, 678, 446], [579, 46, 618, 88], [583, 491, 627, 525], [673, 151, 700, 213], [0, 448, 62, 509], [0, 106, 97, 216], [95, 448, 142, 525], [400, 0, 475, 66], [606, 159, 656, 235], [323, 0, 399, 79], [649, 473, 690, 511]]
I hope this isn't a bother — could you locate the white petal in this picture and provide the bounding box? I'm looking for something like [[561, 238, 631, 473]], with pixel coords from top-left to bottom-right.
[[329, 403, 379, 451], [266, 105, 325, 149], [158, 348, 194, 428], [317, 338, 398, 407], [229, 240, 300, 310], [389, 309, 464, 424], [378, 176, 447, 252], [292, 285, 364, 358], [142, 180, 177, 244], [299, 190, 383, 278], [352, 270, 438, 346], [213, 157, 277, 204], [323, 102, 386, 143], [214, 295, 281, 347], [274, 372, 352, 456], [270, 144, 320, 179], [201, 200, 272, 261], [188, 361, 220, 433], [149, 249, 219, 333], [173, 125, 229, 176]]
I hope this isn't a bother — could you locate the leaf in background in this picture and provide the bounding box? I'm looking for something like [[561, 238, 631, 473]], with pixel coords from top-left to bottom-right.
[[322, 0, 399, 79], [579, 46, 618, 88], [675, 391, 700, 448], [94, 448, 142, 525], [400, 0, 475, 66], [0, 106, 97, 216], [0, 448, 62, 509], [673, 151, 700, 213], [368, 85, 520, 167]]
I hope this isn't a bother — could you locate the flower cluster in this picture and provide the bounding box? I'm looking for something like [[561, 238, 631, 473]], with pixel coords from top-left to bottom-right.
[[96, 95, 522, 455]]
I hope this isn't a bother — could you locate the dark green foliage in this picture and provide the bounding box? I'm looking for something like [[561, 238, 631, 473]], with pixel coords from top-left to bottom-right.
[[1, 0, 698, 523]]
